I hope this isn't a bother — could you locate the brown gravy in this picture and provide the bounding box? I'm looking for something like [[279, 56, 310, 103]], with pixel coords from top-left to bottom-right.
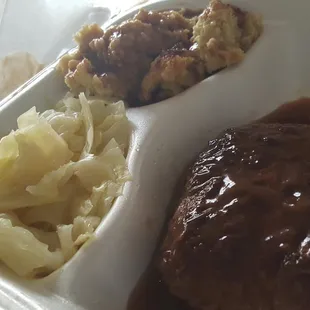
[[58, 0, 263, 107], [127, 97, 310, 310]]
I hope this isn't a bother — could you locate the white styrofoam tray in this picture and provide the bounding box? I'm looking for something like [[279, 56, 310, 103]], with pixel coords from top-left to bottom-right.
[[0, 0, 310, 309]]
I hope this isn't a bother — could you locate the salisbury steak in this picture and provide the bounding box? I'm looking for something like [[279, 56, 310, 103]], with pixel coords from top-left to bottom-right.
[[159, 123, 310, 310]]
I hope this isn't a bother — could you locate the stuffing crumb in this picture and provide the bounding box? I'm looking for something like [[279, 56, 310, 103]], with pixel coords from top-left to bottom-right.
[[192, 0, 262, 73], [58, 0, 263, 105]]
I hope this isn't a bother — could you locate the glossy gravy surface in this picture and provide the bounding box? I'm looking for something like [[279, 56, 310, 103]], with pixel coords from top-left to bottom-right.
[[127, 98, 310, 310]]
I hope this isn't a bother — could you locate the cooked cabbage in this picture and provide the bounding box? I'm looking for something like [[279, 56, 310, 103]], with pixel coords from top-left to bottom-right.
[[0, 93, 131, 277], [0, 214, 64, 277]]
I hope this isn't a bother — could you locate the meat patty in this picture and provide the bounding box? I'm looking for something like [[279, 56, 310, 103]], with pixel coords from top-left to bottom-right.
[[159, 123, 310, 310]]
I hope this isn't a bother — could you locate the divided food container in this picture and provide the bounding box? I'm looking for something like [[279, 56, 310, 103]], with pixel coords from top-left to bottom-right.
[[0, 0, 309, 308]]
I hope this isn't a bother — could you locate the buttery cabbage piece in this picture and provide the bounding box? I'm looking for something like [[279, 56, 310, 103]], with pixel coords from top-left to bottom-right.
[[0, 93, 131, 278]]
